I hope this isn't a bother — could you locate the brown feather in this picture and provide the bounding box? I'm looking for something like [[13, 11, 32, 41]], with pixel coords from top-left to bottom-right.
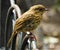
[[7, 5, 46, 46]]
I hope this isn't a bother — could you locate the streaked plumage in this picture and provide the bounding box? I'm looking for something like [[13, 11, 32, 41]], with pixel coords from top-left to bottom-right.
[[7, 4, 47, 46]]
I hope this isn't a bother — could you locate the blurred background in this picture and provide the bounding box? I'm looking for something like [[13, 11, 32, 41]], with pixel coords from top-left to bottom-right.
[[1, 0, 60, 50]]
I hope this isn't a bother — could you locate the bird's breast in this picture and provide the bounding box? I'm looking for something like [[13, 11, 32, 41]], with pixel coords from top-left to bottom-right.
[[24, 16, 42, 31]]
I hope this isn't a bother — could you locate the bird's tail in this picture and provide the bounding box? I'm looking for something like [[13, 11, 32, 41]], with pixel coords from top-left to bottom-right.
[[7, 32, 16, 47]]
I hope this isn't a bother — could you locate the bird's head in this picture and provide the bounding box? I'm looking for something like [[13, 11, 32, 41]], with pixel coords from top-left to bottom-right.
[[29, 4, 48, 15]]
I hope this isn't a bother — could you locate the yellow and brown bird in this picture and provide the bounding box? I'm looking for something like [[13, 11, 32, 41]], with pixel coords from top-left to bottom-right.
[[7, 4, 47, 46]]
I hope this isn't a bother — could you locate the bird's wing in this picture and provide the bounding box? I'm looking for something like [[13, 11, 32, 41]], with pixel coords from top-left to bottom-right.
[[7, 14, 35, 46], [14, 14, 35, 32]]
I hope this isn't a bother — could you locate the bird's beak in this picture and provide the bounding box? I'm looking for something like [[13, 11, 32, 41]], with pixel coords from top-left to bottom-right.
[[45, 8, 48, 11]]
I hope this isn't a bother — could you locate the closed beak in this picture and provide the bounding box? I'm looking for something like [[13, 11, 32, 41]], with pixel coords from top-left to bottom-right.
[[45, 8, 48, 11]]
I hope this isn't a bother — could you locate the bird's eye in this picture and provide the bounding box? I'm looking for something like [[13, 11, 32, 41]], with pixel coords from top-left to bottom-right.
[[39, 9, 43, 10], [39, 8, 45, 11]]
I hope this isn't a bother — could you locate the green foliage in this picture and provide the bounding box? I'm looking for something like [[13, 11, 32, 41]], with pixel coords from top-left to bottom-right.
[[55, 0, 60, 5]]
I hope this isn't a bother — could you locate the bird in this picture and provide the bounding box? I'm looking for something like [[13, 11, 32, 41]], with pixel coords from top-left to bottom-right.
[[7, 4, 48, 46]]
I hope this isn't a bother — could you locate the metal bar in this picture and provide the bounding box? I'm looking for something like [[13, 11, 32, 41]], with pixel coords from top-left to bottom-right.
[[11, 4, 21, 18], [10, 0, 15, 6]]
